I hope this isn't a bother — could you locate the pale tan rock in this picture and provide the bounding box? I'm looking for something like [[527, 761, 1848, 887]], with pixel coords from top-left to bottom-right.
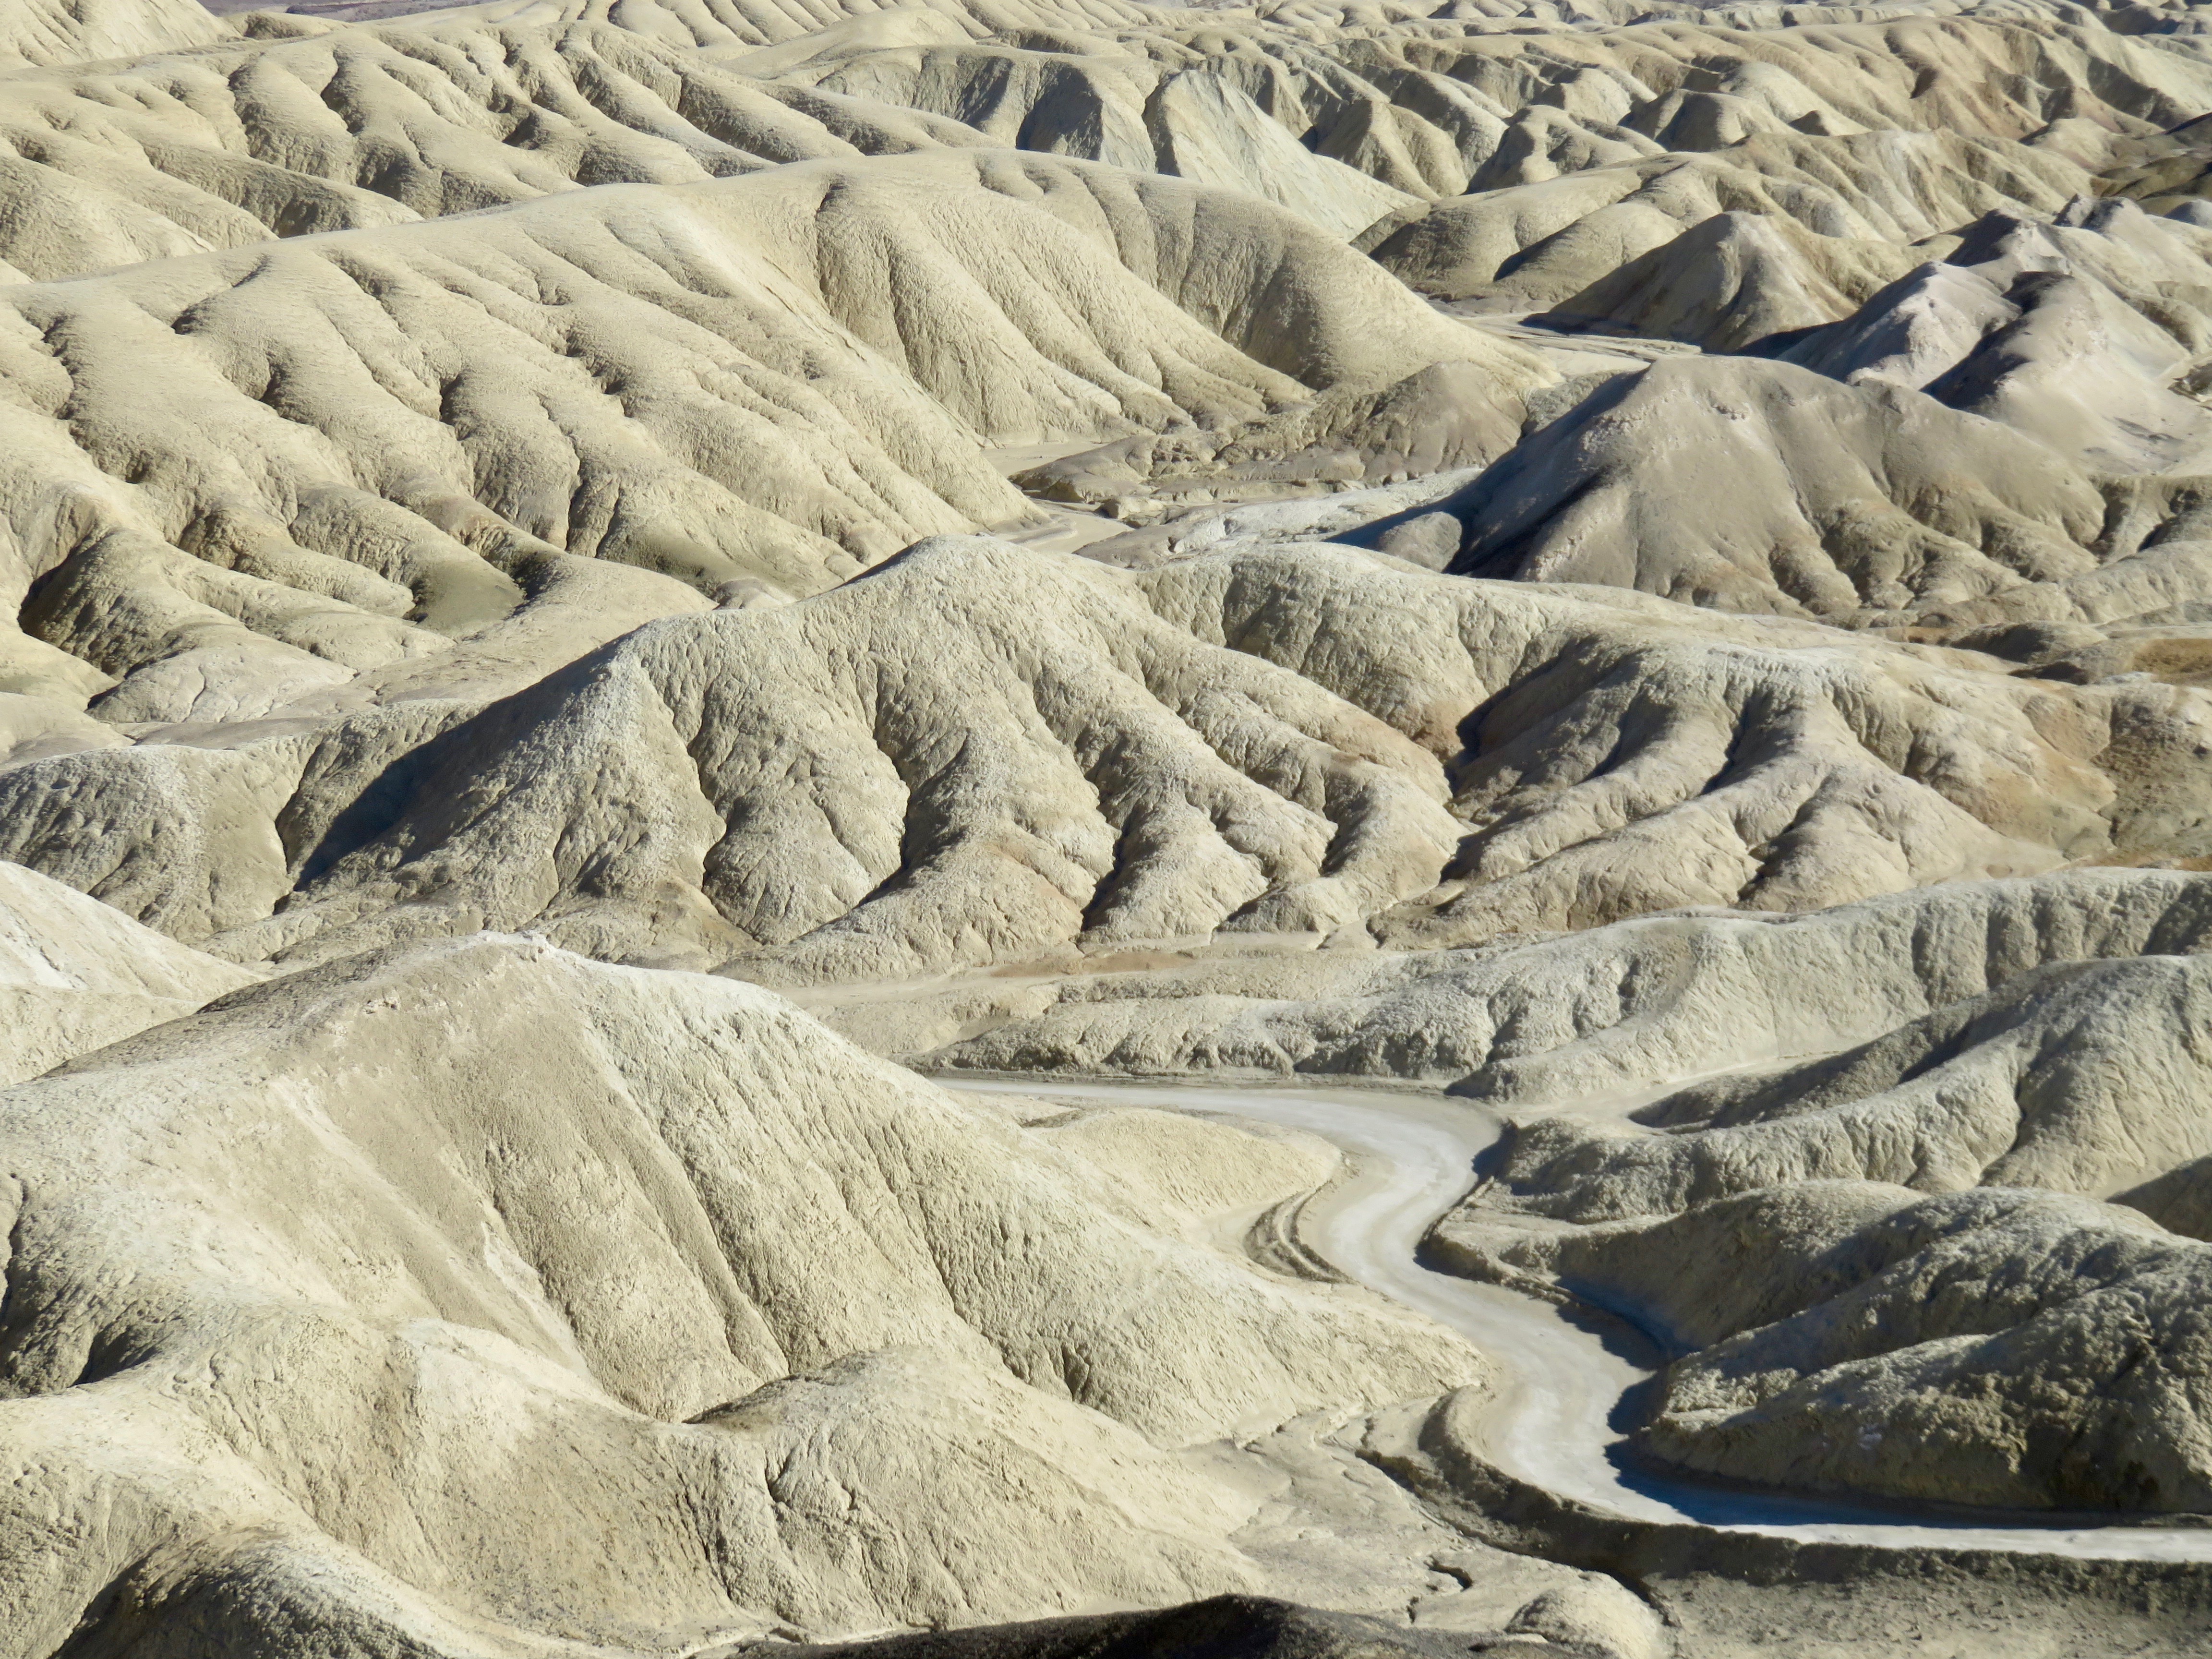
[[1447, 354, 2109, 625], [0, 0, 220, 68], [0, 934, 1482, 1655], [902, 867, 2212, 1091], [775, 37, 1419, 237], [9, 0, 2212, 1641], [1368, 131, 2087, 305], [13, 537, 2206, 982], [1439, 1179, 2212, 1513], [0, 859, 259, 1084], [1779, 197, 2212, 475], [1484, 950, 2212, 1223], [1542, 210, 1922, 351], [0, 144, 1541, 725]]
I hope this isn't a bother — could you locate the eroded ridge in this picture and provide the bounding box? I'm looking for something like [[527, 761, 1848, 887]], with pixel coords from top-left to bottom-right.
[[9, 0, 2212, 1652]]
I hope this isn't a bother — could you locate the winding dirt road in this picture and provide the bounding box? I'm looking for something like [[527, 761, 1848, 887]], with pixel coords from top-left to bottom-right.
[[954, 1074, 2212, 1562]]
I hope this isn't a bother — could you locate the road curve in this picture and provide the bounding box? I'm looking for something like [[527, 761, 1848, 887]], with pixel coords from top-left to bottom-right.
[[951, 1074, 2212, 1563]]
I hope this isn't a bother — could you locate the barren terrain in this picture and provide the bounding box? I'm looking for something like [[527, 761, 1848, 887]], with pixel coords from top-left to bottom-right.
[[9, 0, 2212, 1651]]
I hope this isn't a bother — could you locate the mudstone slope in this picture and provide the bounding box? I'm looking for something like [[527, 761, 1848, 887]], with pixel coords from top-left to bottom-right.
[[10, 0, 2212, 1652]]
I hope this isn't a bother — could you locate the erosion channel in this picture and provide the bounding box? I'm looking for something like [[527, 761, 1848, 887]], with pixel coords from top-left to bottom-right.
[[953, 1074, 2212, 1563]]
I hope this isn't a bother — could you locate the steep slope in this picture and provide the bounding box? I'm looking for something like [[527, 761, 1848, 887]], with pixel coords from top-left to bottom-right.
[[1443, 353, 2110, 625], [1538, 209, 1920, 353], [139, 538, 1473, 977], [0, 149, 1541, 733], [8, 0, 2212, 1621], [10, 538, 2207, 988], [754, 3, 2212, 210], [886, 867, 2212, 1088], [0, 933, 1482, 1655], [1366, 131, 2083, 309], [1339, 4, 2209, 295], [1134, 273, 2212, 635], [1484, 951, 2212, 1222], [0, 15, 983, 283], [772, 37, 1420, 238], [1436, 1180, 2212, 1513], [1141, 544, 2198, 937], [0, 857, 258, 1084], [0, 0, 221, 68], [509, 0, 1166, 53], [1782, 196, 2212, 474]]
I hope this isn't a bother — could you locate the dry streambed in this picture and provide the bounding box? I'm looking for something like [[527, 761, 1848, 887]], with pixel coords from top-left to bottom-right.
[[953, 1075, 2212, 1561]]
